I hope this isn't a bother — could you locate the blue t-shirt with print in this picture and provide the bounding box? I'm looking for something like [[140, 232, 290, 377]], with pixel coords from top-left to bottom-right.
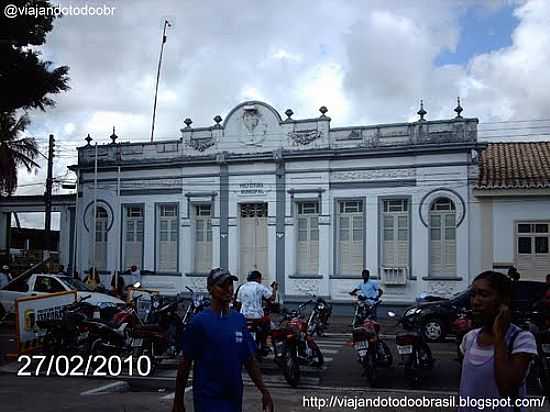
[[181, 308, 255, 412], [356, 279, 380, 300]]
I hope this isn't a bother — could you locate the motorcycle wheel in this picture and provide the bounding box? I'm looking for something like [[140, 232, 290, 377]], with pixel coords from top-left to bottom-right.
[[405, 364, 420, 387], [42, 331, 61, 355], [417, 341, 434, 369], [316, 323, 326, 337], [283, 355, 300, 387], [90, 337, 108, 356], [363, 353, 377, 386], [379, 340, 393, 367], [308, 340, 324, 367], [533, 357, 550, 396]]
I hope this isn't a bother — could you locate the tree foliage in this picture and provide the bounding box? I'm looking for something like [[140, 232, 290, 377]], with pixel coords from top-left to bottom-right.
[[0, 0, 70, 195], [0, 0, 70, 113], [0, 113, 40, 196]]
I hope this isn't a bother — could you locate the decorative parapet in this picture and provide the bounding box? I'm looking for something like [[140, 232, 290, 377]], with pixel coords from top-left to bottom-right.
[[186, 136, 215, 152], [288, 130, 321, 146], [75, 101, 479, 168]]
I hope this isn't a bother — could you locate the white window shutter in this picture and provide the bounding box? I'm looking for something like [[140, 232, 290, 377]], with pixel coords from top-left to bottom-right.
[[310, 239, 319, 273], [398, 240, 409, 266], [124, 214, 143, 269], [195, 215, 212, 273], [383, 240, 394, 266]]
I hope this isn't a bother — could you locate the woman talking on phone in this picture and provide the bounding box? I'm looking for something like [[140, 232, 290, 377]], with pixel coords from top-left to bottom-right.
[[459, 271, 537, 411]]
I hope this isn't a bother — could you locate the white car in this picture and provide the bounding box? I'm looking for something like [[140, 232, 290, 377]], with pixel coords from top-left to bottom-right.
[[0, 273, 124, 316]]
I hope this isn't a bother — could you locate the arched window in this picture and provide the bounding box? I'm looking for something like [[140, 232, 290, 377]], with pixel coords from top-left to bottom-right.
[[90, 207, 108, 271], [429, 198, 456, 276]]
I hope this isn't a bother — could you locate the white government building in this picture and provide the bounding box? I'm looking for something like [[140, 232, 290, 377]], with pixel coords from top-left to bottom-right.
[[4, 100, 547, 306]]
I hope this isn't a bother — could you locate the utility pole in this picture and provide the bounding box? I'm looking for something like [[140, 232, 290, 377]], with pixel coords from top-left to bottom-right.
[[43, 134, 55, 261]]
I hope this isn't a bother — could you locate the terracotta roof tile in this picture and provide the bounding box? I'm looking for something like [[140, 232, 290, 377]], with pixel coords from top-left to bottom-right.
[[477, 142, 550, 189]]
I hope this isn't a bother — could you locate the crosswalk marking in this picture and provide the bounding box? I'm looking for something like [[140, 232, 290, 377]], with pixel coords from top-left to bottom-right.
[[318, 348, 339, 355]]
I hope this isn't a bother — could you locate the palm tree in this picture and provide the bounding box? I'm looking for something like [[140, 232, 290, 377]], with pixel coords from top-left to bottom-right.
[[0, 112, 40, 196]]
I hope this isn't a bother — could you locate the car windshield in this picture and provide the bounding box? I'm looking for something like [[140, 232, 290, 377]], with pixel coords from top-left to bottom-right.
[[59, 277, 92, 292], [450, 288, 471, 307]]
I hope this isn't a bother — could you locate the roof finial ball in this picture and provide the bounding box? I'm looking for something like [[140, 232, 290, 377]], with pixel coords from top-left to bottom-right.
[[319, 106, 328, 117], [285, 109, 294, 120], [85, 133, 93, 146], [184, 118, 193, 128], [110, 126, 118, 144], [454, 96, 464, 119], [417, 99, 427, 121], [214, 115, 222, 125]]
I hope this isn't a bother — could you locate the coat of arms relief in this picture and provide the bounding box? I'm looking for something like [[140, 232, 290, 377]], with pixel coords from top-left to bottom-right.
[[240, 105, 268, 146]]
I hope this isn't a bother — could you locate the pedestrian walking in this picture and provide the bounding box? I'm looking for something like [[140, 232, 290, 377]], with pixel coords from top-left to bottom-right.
[[0, 265, 12, 288], [458, 271, 537, 411], [172, 267, 274, 412]]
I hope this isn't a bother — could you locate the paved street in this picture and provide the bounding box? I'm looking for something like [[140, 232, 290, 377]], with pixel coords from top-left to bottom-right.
[[1, 318, 548, 411]]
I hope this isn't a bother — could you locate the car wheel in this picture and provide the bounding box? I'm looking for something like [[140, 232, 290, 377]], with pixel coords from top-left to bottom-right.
[[422, 319, 446, 342]]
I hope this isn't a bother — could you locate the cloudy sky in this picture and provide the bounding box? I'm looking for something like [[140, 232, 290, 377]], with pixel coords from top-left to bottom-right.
[[10, 0, 550, 227]]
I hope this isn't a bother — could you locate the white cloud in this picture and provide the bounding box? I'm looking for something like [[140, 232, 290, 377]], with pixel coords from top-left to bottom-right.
[[8, 0, 550, 198]]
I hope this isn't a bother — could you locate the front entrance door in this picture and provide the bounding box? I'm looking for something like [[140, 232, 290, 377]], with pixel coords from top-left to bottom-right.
[[240, 203, 270, 284]]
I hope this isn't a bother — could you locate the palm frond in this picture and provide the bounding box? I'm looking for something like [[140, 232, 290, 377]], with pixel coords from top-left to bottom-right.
[[0, 112, 40, 195]]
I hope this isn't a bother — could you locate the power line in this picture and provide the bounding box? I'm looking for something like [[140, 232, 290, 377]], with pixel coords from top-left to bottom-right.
[[479, 118, 550, 125]]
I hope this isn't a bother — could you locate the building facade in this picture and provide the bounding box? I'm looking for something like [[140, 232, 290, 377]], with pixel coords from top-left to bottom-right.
[[473, 142, 550, 282], [69, 100, 490, 304]]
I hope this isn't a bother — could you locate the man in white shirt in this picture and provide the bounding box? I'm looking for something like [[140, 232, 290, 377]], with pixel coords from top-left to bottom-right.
[[126, 265, 142, 287], [236, 270, 277, 355], [0, 265, 12, 289]]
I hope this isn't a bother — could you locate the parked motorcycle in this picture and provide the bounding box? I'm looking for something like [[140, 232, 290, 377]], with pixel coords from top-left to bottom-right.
[[516, 311, 550, 396], [182, 286, 211, 327], [352, 300, 392, 386], [352, 296, 379, 328], [271, 304, 324, 387], [38, 295, 95, 355], [304, 294, 332, 337], [99, 293, 186, 363], [388, 310, 434, 386]]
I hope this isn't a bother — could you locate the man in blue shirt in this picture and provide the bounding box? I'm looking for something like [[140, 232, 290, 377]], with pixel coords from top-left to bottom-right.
[[349, 269, 383, 302], [349, 269, 383, 322], [172, 268, 274, 412]]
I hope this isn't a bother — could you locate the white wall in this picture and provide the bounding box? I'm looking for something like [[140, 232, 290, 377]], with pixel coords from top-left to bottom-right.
[[492, 197, 550, 264]]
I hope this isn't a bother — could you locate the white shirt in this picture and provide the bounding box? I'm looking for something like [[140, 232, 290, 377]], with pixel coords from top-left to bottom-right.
[[236, 281, 273, 319], [0, 272, 11, 288], [126, 269, 141, 287]]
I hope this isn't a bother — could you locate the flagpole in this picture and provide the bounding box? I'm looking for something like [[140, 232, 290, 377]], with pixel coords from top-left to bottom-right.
[[115, 165, 120, 291], [92, 143, 98, 274], [150, 19, 171, 142]]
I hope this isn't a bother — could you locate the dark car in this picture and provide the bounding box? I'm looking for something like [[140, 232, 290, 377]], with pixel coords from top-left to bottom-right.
[[402, 280, 547, 342]]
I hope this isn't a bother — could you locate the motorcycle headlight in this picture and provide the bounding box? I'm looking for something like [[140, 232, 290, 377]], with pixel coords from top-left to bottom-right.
[[317, 303, 325, 310], [153, 301, 160, 309]]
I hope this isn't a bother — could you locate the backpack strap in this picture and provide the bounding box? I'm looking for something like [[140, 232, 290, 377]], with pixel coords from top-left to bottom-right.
[[507, 328, 522, 412], [508, 328, 521, 353]]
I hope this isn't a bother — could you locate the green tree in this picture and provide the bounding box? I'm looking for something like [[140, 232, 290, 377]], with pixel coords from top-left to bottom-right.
[[0, 113, 40, 196], [0, 0, 70, 195]]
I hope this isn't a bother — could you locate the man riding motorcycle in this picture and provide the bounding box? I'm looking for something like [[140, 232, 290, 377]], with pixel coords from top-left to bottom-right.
[[235, 270, 278, 356], [349, 269, 383, 319]]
